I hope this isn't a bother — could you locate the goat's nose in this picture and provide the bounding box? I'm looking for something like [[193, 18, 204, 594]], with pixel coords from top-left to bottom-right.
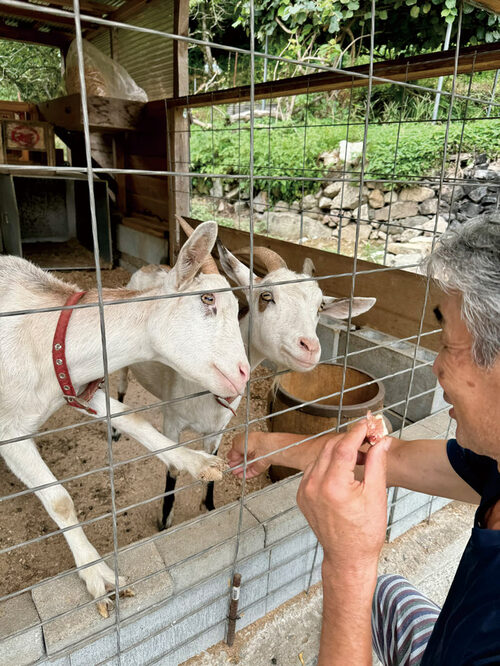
[[238, 362, 250, 384], [298, 337, 320, 354]]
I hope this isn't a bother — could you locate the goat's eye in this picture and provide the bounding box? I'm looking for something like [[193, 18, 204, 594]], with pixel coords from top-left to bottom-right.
[[260, 291, 274, 303], [319, 301, 325, 312], [201, 293, 215, 305]]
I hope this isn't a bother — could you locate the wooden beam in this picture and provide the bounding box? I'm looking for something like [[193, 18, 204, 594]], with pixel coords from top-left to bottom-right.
[[470, 0, 500, 13], [27, 0, 109, 15], [0, 21, 71, 48], [182, 219, 441, 351], [84, 0, 149, 40], [0, 3, 98, 27], [38, 94, 146, 132], [167, 42, 500, 109], [168, 0, 190, 264]]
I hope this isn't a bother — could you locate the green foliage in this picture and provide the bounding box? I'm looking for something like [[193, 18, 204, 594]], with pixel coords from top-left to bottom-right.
[[0, 40, 63, 102], [191, 116, 500, 202], [232, 0, 500, 59]]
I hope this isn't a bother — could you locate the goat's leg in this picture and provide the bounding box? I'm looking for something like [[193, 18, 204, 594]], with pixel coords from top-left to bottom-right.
[[112, 367, 129, 442], [159, 469, 178, 531], [1, 439, 130, 618], [200, 435, 223, 513], [88, 391, 228, 480]]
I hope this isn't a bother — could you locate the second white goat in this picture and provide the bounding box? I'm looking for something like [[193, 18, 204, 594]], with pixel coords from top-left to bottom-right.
[[117, 221, 375, 529]]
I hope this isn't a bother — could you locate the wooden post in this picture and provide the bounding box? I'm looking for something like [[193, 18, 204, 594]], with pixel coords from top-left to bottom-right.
[[167, 0, 190, 264]]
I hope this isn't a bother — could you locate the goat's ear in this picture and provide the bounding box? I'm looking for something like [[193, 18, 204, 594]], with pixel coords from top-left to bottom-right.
[[173, 221, 217, 290], [217, 240, 255, 287], [302, 257, 316, 277], [321, 296, 376, 319]]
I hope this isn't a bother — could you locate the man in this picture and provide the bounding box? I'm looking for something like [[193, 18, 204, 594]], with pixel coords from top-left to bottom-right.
[[228, 217, 500, 665]]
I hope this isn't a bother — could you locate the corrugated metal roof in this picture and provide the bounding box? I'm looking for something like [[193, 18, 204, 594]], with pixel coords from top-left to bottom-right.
[[90, 0, 175, 101]]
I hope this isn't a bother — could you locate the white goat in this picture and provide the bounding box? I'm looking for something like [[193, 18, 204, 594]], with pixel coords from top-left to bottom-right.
[[0, 221, 250, 617], [117, 220, 375, 529]]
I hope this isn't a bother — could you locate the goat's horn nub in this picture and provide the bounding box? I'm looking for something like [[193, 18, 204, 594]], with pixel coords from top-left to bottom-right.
[[176, 215, 220, 275], [236, 246, 287, 273]]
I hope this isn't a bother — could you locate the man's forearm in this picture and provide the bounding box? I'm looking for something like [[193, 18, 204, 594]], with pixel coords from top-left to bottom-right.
[[258, 431, 341, 470], [319, 560, 378, 666]]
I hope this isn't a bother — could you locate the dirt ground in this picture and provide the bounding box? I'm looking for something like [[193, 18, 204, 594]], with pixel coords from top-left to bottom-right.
[[0, 265, 273, 598]]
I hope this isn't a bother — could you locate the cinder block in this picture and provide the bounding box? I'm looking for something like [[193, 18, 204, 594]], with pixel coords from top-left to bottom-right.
[[69, 631, 118, 666], [40, 657, 71, 666], [334, 326, 445, 422], [119, 550, 269, 654], [165, 622, 226, 666], [387, 488, 450, 541], [265, 574, 309, 615], [32, 541, 173, 655], [245, 478, 308, 546], [269, 530, 317, 569], [121, 596, 227, 665], [269, 547, 316, 595], [0, 592, 45, 666], [238, 599, 267, 631], [155, 503, 264, 592]]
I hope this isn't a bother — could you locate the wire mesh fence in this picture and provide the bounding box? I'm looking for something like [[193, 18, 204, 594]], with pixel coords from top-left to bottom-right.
[[0, 0, 498, 663]]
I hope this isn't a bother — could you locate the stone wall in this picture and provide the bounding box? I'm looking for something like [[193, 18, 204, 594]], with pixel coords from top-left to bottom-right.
[[217, 153, 499, 269]]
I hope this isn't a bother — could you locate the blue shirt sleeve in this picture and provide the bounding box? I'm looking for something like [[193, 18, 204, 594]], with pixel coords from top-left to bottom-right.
[[447, 439, 496, 498]]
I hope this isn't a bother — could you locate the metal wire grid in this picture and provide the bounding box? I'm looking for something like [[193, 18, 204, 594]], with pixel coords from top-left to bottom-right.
[[0, 0, 498, 662]]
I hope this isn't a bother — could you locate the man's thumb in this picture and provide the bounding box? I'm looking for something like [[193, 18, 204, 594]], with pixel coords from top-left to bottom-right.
[[363, 438, 389, 487]]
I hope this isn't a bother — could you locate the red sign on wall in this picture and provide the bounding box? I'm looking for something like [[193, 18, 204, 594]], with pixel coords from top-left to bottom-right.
[[6, 122, 45, 151]]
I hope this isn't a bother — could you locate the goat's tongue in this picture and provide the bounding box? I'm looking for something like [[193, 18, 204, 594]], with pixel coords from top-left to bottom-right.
[[216, 395, 237, 404]]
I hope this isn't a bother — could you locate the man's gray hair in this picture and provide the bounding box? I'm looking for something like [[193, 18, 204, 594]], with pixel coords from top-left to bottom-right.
[[425, 216, 500, 368]]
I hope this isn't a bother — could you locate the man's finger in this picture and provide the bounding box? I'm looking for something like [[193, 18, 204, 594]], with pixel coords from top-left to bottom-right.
[[363, 437, 389, 489], [325, 421, 368, 479]]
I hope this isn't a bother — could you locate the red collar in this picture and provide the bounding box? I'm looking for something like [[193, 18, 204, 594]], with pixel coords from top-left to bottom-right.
[[52, 292, 103, 415]]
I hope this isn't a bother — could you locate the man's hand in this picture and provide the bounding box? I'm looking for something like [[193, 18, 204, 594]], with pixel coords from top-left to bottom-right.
[[297, 420, 389, 570], [296, 420, 390, 666], [227, 431, 272, 479]]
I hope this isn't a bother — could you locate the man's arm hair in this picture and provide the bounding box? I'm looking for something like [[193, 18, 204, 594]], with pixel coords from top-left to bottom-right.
[[384, 437, 480, 503]]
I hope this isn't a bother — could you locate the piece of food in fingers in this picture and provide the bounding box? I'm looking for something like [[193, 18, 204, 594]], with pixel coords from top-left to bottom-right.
[[364, 410, 388, 445]]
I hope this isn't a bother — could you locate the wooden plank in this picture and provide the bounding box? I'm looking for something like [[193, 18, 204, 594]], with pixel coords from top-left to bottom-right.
[[127, 191, 169, 219], [168, 43, 500, 109], [473, 0, 500, 12], [122, 215, 168, 238], [0, 21, 72, 48], [34, 0, 109, 15], [168, 0, 189, 263], [182, 219, 441, 351], [84, 0, 149, 40], [38, 95, 146, 132], [0, 3, 97, 27]]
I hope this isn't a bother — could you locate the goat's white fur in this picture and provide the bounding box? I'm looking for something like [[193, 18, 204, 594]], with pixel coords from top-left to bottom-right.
[[118, 246, 375, 526], [0, 222, 249, 614]]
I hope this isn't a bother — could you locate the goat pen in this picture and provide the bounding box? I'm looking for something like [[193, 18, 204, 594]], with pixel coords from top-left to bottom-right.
[[0, 0, 499, 663]]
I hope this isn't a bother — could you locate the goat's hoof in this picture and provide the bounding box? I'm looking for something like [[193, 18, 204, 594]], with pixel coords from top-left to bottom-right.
[[110, 587, 135, 601], [157, 512, 173, 531], [111, 429, 121, 442], [97, 598, 113, 618], [198, 457, 228, 482]]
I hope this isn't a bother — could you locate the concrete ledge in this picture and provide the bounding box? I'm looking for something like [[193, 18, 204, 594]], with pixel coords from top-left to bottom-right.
[[0, 593, 44, 666]]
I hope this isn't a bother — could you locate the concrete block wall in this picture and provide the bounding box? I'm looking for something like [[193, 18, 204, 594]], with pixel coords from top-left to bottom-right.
[[0, 478, 322, 666], [1, 412, 454, 664]]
